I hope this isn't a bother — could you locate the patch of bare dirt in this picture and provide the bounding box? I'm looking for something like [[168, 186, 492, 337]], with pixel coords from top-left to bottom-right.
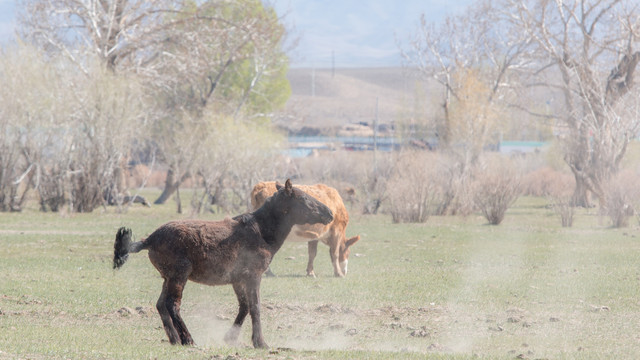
[[112, 305, 156, 318], [0, 229, 101, 236]]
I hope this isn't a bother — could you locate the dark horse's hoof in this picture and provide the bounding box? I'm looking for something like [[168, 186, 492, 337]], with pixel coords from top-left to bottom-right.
[[224, 325, 241, 345], [264, 268, 276, 277], [253, 340, 269, 349]]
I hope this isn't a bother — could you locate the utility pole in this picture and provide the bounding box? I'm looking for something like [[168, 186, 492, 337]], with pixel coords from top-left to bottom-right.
[[311, 68, 315, 97], [332, 50, 335, 78], [373, 96, 379, 175]]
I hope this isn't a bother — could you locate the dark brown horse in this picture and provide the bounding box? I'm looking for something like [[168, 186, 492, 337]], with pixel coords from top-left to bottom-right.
[[112, 179, 333, 348]]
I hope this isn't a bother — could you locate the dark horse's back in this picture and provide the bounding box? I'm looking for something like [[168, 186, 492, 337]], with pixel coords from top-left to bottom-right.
[[144, 219, 269, 286]]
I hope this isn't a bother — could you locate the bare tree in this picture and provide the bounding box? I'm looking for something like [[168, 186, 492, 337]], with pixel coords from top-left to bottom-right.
[[130, 0, 289, 207], [0, 44, 52, 211], [189, 113, 285, 214], [64, 63, 145, 212], [33, 59, 145, 213], [0, 40, 145, 213], [400, 0, 531, 215], [404, 0, 640, 209], [18, 0, 290, 211], [401, 0, 531, 148], [18, 0, 212, 73], [504, 0, 640, 207]]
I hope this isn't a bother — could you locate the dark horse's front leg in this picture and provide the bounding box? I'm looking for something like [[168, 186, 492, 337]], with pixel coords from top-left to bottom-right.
[[224, 278, 268, 348], [247, 277, 267, 348], [224, 282, 248, 345]]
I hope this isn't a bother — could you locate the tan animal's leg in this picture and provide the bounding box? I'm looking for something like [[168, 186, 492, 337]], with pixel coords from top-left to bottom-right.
[[306, 240, 319, 277], [329, 244, 345, 278]]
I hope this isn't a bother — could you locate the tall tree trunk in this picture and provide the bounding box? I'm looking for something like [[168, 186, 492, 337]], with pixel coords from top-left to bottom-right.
[[571, 173, 592, 208], [175, 185, 182, 214], [155, 168, 180, 205]]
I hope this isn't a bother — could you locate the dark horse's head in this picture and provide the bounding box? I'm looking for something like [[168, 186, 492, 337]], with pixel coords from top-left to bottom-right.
[[274, 179, 333, 226]]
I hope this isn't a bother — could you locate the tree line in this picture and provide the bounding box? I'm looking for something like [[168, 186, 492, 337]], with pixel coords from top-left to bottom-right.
[[400, 0, 640, 210], [2, 0, 640, 217], [1, 0, 289, 213]]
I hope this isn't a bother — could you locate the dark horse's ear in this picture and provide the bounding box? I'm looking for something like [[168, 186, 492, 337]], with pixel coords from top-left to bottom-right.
[[284, 179, 293, 196], [275, 181, 283, 191]]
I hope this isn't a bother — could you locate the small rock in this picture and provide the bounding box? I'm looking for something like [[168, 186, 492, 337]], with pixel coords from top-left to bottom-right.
[[410, 327, 430, 338], [345, 328, 357, 336], [590, 305, 610, 312], [117, 307, 133, 316], [135, 306, 148, 315]]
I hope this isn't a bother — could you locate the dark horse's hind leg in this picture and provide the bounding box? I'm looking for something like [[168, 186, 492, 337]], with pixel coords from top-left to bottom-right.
[[157, 279, 180, 344], [157, 278, 194, 345]]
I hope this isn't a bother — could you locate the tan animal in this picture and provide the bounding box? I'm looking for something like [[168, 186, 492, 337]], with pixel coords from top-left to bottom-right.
[[251, 181, 360, 277]]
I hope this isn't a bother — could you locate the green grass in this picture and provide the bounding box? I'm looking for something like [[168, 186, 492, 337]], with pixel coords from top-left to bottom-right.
[[1, 195, 640, 359]]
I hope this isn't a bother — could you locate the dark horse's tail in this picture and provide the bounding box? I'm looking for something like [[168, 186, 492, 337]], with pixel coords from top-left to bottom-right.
[[113, 227, 146, 269]]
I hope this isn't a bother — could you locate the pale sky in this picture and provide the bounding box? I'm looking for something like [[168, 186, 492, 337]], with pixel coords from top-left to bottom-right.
[[0, 0, 15, 43], [271, 0, 472, 67], [0, 0, 473, 68]]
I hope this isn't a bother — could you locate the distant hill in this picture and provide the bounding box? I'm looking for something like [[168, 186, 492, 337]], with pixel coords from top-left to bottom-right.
[[276, 67, 441, 136]]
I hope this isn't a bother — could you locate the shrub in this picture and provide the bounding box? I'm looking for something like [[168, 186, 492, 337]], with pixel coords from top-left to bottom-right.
[[430, 152, 476, 216], [602, 170, 640, 228], [387, 152, 439, 223], [293, 151, 394, 215], [521, 167, 563, 197], [473, 156, 521, 225], [546, 171, 575, 227]]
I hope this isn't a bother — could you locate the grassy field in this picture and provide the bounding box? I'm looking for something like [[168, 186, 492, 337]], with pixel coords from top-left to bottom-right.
[[1, 193, 640, 359]]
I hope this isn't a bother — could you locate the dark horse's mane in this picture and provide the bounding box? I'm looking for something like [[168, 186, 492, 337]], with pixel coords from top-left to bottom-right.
[[232, 212, 261, 237]]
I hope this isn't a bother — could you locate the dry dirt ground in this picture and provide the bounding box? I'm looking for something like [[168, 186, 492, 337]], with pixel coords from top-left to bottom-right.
[[2, 205, 640, 359]]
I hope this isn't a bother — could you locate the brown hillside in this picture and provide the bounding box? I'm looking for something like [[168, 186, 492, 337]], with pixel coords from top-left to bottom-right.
[[278, 67, 441, 135]]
